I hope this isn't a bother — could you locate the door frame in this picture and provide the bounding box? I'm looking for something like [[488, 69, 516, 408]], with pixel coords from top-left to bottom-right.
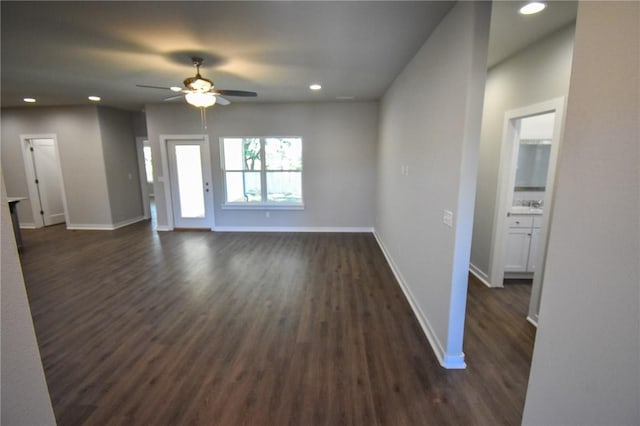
[[159, 134, 215, 230], [487, 98, 565, 323], [19, 134, 70, 228]]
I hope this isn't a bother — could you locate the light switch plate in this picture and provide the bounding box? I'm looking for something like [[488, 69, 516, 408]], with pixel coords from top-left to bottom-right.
[[443, 209, 453, 227]]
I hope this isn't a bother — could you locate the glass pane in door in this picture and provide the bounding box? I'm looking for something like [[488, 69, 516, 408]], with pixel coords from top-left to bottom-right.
[[175, 145, 205, 218]]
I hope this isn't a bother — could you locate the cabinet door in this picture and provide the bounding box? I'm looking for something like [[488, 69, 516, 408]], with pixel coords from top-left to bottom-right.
[[527, 228, 542, 272], [504, 229, 531, 272]]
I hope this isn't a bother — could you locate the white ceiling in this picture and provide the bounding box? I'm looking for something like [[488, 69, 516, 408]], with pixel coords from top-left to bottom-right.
[[1, 1, 576, 111], [488, 0, 577, 68]]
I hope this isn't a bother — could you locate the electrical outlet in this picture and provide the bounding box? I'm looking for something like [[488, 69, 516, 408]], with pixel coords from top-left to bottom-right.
[[443, 209, 453, 227]]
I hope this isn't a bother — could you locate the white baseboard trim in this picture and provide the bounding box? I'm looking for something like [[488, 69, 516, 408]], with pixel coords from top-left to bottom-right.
[[66, 223, 115, 231], [19, 223, 37, 229], [504, 272, 533, 280], [213, 226, 374, 233], [443, 353, 467, 369], [469, 263, 493, 288], [526, 315, 538, 327], [66, 216, 146, 231], [113, 216, 146, 230], [155, 225, 173, 232], [373, 231, 464, 369]]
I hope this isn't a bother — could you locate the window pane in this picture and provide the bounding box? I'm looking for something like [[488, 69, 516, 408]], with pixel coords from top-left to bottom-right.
[[223, 138, 262, 171], [223, 138, 244, 170], [225, 171, 262, 203], [175, 145, 205, 218], [265, 138, 302, 170], [267, 172, 302, 203], [243, 138, 261, 171]]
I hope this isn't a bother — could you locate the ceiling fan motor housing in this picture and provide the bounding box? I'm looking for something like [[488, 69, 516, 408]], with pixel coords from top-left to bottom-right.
[[184, 75, 213, 92]]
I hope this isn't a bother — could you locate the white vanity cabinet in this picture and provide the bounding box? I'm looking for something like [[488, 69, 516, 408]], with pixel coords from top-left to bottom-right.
[[504, 214, 542, 274]]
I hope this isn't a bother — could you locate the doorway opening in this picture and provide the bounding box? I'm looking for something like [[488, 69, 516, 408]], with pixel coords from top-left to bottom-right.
[[488, 98, 565, 325], [20, 135, 69, 228], [136, 138, 156, 228]]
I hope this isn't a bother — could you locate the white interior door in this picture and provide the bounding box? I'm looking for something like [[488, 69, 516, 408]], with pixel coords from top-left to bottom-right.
[[29, 138, 66, 226], [166, 138, 214, 229]]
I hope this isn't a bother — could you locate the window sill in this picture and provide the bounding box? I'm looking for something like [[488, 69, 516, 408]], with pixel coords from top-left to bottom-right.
[[222, 203, 304, 211]]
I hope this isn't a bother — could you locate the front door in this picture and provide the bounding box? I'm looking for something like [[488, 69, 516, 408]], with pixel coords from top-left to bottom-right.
[[166, 137, 214, 229]]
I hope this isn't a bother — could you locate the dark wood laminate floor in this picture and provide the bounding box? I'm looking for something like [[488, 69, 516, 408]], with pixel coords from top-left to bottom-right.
[[19, 222, 535, 426]]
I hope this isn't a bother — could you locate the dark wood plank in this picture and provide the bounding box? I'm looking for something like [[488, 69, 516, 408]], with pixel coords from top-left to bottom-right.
[[18, 223, 535, 425]]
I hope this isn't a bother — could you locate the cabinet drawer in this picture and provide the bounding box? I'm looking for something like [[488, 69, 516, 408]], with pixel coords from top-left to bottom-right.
[[508, 215, 533, 228]]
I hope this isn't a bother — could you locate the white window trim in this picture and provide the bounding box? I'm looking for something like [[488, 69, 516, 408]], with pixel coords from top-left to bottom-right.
[[221, 203, 304, 210], [219, 136, 304, 209]]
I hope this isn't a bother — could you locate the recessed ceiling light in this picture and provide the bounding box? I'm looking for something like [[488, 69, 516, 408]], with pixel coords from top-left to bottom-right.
[[309, 83, 322, 91], [170, 86, 183, 92], [23, 97, 36, 103], [519, 2, 546, 15], [336, 96, 355, 100], [88, 96, 101, 102]]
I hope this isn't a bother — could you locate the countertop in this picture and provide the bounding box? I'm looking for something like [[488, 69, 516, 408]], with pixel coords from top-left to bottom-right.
[[509, 206, 543, 215]]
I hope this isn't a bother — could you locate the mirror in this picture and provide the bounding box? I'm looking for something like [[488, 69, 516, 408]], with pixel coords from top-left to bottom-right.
[[514, 112, 555, 192]]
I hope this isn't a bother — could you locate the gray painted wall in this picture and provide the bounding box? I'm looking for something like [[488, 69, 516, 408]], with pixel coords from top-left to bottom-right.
[[132, 111, 148, 138], [471, 25, 575, 275], [375, 1, 490, 366], [1, 106, 112, 227], [145, 102, 378, 230], [1, 177, 56, 425], [97, 107, 144, 224], [523, 2, 639, 424]]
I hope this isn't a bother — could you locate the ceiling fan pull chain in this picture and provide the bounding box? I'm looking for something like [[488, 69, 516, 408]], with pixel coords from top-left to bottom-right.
[[200, 107, 208, 131]]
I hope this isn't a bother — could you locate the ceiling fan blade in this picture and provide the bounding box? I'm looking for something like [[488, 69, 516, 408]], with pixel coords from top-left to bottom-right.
[[163, 95, 184, 101], [137, 84, 172, 90], [213, 89, 257, 97], [215, 96, 231, 106]]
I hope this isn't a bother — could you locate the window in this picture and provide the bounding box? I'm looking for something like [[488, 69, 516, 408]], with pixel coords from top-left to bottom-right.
[[221, 137, 303, 207]]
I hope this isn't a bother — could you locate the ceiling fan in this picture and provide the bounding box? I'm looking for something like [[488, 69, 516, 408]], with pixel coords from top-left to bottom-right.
[[137, 57, 257, 108]]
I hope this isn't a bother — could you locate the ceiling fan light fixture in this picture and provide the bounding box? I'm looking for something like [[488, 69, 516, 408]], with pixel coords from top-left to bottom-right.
[[23, 97, 36, 103], [185, 91, 217, 108]]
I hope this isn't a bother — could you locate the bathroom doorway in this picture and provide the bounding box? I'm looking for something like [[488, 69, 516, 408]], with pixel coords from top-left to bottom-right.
[[488, 98, 565, 324]]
